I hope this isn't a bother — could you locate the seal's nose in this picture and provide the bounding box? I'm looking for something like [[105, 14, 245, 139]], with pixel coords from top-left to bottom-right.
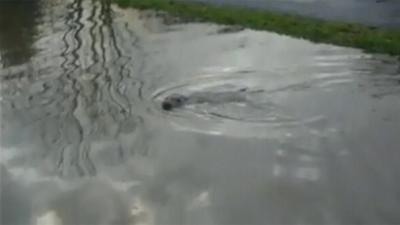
[[162, 101, 173, 111]]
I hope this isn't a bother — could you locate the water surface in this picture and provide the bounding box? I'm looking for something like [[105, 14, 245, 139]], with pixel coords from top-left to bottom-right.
[[1, 1, 400, 225]]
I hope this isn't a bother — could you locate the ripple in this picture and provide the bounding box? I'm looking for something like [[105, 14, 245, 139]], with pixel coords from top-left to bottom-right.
[[148, 70, 345, 137]]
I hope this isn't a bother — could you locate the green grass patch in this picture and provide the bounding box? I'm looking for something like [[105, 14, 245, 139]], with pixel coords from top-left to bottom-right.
[[115, 0, 400, 56]]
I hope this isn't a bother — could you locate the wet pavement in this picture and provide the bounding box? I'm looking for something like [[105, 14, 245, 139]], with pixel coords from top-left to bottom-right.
[[181, 0, 400, 28], [1, 0, 400, 225]]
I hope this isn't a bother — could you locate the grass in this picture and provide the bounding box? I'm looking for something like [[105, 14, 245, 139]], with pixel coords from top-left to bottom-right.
[[114, 0, 400, 56]]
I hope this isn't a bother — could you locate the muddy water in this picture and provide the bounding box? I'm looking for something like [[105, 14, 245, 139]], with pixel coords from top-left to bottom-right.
[[1, 0, 400, 225]]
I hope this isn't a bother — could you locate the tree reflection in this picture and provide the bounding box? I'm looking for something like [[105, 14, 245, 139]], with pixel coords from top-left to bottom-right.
[[0, 0, 41, 67], [0, 0, 147, 177], [52, 0, 147, 176]]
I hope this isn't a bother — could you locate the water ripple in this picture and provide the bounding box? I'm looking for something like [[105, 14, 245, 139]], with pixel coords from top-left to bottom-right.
[[148, 70, 344, 137]]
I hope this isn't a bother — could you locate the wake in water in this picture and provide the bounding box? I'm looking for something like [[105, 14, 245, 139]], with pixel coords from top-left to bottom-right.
[[156, 82, 299, 124], [161, 88, 263, 111]]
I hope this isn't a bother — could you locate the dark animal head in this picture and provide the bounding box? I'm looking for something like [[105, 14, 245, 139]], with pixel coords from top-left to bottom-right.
[[162, 94, 188, 111]]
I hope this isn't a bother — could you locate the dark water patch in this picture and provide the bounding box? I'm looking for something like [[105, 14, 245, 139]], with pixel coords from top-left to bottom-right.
[[0, 1, 42, 67]]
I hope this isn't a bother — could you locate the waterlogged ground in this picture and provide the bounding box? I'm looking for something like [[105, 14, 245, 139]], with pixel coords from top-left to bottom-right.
[[1, 0, 400, 225], [181, 0, 400, 28]]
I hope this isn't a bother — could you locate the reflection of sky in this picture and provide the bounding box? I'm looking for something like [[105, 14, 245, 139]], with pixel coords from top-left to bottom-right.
[[144, 130, 327, 224]]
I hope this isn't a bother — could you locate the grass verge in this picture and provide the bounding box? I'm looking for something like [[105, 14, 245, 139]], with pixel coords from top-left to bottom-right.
[[115, 0, 400, 56]]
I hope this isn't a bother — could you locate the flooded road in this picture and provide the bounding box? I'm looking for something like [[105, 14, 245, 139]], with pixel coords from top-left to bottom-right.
[[1, 0, 400, 224]]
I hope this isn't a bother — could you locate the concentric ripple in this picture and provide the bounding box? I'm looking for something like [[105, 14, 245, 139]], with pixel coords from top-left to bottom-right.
[[148, 70, 349, 136]]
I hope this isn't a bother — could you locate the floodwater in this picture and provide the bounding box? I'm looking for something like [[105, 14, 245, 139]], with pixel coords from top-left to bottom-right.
[[1, 0, 400, 225], [182, 0, 400, 28]]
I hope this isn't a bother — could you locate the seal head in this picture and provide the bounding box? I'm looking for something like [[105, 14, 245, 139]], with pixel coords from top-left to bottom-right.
[[162, 94, 188, 111]]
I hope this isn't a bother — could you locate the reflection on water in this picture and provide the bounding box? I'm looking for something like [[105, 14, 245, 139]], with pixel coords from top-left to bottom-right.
[[1, 0, 148, 178], [0, 0, 41, 67], [1, 0, 400, 225], [54, 0, 148, 177]]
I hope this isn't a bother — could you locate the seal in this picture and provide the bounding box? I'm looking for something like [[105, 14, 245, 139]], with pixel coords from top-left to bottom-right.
[[161, 88, 262, 111], [161, 93, 189, 111]]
